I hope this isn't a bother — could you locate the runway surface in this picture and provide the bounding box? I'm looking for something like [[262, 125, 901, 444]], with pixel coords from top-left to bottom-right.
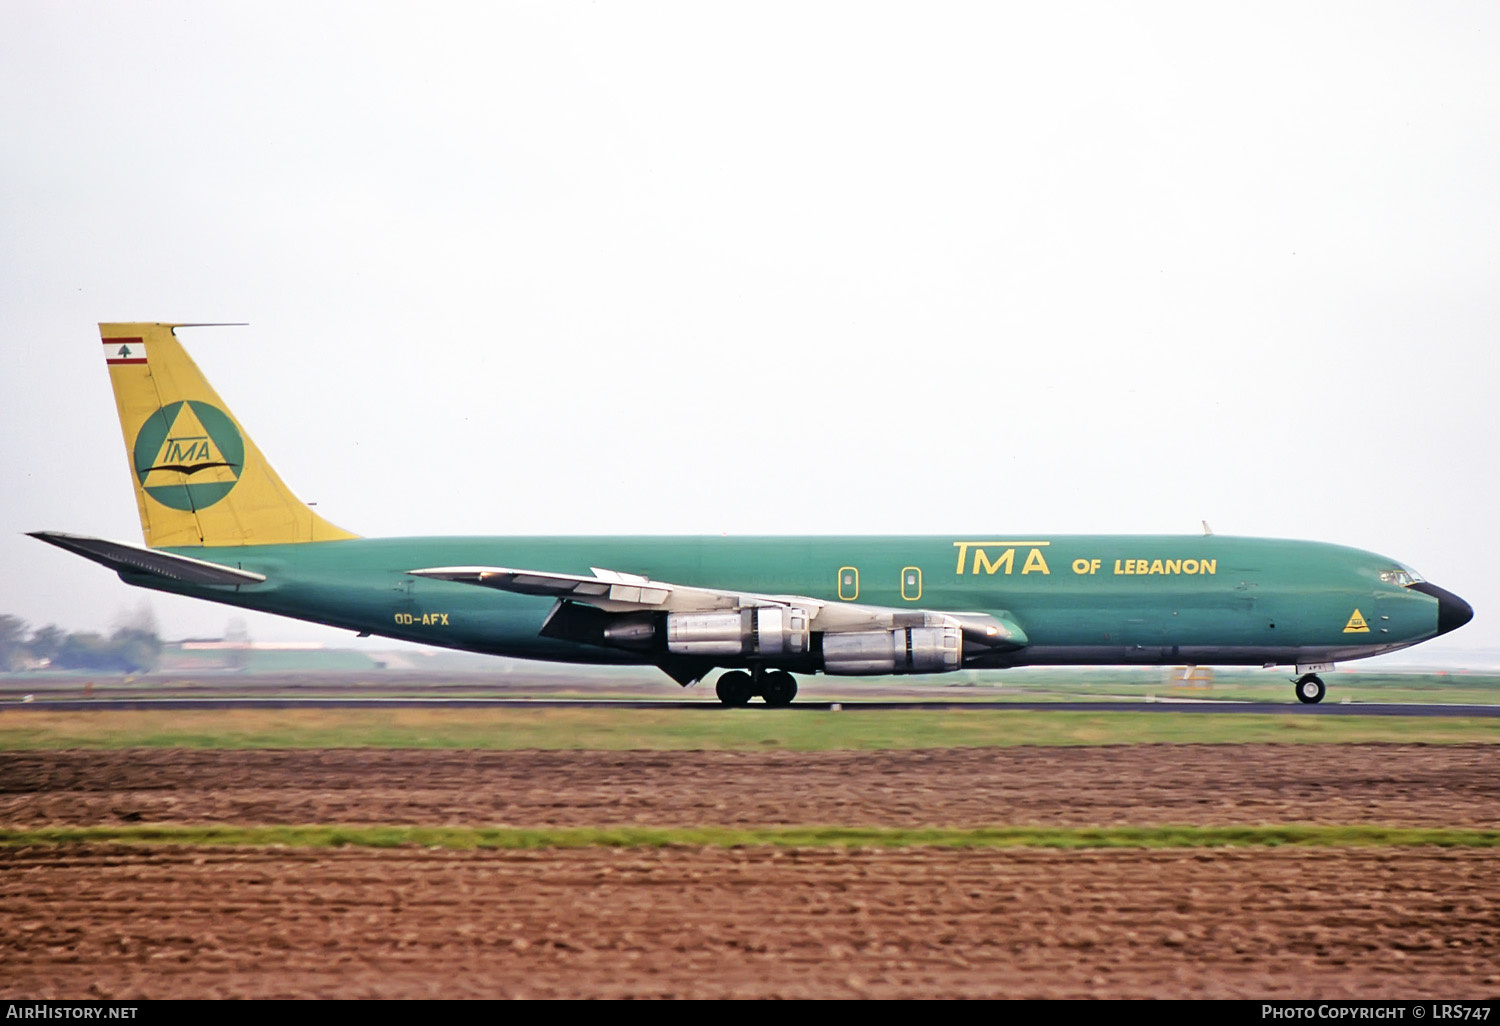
[[6, 696, 1499, 715]]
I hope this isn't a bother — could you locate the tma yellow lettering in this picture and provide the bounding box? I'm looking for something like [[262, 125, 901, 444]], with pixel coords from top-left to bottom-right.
[[953, 542, 1050, 576]]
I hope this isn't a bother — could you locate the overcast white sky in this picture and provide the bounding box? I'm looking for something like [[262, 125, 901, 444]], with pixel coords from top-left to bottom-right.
[[2, 2, 1496, 665]]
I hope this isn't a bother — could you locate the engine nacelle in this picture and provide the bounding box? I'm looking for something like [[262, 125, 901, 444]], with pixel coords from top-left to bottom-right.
[[665, 606, 811, 658], [821, 625, 962, 675]]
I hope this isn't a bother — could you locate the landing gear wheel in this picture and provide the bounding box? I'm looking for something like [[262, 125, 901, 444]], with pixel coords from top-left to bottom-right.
[[762, 670, 798, 707], [1295, 674, 1326, 705], [716, 670, 754, 707]]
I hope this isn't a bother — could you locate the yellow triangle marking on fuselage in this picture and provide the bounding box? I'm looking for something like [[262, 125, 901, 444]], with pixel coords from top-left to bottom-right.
[[1343, 609, 1371, 633], [141, 404, 238, 487]]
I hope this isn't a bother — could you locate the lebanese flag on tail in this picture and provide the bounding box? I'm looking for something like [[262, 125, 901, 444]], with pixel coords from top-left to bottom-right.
[[103, 338, 147, 364]]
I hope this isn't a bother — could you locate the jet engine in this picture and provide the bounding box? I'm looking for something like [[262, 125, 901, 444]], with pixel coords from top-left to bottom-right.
[[601, 606, 811, 658], [821, 625, 962, 675], [665, 607, 811, 656]]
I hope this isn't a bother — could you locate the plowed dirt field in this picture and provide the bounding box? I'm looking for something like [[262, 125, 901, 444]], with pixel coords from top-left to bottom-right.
[[3, 744, 1497, 998], [5, 744, 1499, 828]]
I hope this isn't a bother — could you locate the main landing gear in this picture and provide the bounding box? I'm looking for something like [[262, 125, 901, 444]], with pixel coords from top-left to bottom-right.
[[715, 668, 798, 707], [1294, 673, 1326, 705]]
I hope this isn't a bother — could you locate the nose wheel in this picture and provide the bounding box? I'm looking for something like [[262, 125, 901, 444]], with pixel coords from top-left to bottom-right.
[[1294, 673, 1326, 705]]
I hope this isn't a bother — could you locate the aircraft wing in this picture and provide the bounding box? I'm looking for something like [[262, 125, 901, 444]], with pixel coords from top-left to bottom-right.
[[408, 564, 1027, 648]]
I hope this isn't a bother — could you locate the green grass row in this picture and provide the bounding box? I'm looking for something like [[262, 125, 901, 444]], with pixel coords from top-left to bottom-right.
[[4, 823, 1499, 850], [2, 707, 1498, 750]]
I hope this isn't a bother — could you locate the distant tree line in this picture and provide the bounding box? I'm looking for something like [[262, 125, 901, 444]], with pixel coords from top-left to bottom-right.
[[0, 614, 162, 673]]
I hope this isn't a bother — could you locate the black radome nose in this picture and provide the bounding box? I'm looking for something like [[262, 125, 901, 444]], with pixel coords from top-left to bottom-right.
[[1411, 582, 1475, 636]]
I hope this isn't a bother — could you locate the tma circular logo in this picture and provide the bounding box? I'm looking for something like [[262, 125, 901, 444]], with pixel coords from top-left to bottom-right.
[[132, 400, 245, 511]]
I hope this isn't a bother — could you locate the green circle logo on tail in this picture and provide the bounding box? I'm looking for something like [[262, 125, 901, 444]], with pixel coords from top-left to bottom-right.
[[132, 400, 246, 511]]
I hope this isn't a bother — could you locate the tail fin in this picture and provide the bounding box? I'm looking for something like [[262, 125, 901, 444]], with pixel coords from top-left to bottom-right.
[[100, 323, 358, 548]]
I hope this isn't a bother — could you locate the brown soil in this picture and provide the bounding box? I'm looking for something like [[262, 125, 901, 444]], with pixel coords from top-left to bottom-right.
[[3, 845, 1496, 999], [2, 744, 1497, 828], [2, 744, 1497, 999]]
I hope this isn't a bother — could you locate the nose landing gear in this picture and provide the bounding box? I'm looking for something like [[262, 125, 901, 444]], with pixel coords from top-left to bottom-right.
[[1294, 673, 1326, 705]]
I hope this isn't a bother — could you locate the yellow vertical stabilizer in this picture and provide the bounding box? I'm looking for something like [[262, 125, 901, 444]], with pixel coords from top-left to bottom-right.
[[100, 323, 358, 548]]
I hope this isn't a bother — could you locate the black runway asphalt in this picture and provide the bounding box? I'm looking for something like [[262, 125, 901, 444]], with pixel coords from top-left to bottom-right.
[[6, 697, 1499, 716]]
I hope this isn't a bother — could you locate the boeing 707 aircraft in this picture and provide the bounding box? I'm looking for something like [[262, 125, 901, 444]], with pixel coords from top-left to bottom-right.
[[31, 323, 1473, 705]]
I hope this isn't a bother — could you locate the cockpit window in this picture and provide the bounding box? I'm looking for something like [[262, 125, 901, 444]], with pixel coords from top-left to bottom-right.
[[1379, 565, 1426, 587]]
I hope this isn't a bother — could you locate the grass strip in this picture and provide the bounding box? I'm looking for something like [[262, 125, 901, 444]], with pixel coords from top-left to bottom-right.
[[3, 824, 1498, 850], [2, 707, 1499, 750]]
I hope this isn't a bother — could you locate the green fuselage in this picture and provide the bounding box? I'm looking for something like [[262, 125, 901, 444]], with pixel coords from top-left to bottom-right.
[[125, 534, 1453, 674]]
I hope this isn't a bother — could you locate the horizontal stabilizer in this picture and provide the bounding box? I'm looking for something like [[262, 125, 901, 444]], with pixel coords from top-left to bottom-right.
[[28, 531, 267, 586]]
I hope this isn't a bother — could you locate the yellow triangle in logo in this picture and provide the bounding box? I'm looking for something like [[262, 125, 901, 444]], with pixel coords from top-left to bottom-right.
[[142, 404, 238, 487], [1342, 609, 1371, 634]]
